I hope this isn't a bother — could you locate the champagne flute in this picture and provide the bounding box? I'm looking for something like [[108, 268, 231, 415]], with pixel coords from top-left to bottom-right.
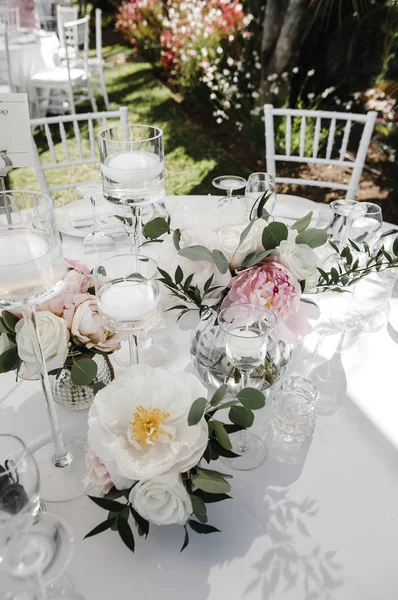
[[0, 191, 88, 502], [98, 124, 165, 251], [218, 303, 276, 471]]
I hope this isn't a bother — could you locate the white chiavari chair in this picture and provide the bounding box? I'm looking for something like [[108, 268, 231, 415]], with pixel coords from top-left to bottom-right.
[[56, 4, 77, 49], [31, 15, 96, 115], [30, 106, 128, 199], [87, 8, 109, 110], [263, 104, 378, 199]]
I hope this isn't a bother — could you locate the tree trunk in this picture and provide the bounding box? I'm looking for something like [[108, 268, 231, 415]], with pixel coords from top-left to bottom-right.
[[260, 0, 310, 105]]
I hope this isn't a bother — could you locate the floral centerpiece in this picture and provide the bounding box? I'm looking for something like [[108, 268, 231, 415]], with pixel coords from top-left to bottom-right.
[[85, 364, 266, 551], [0, 259, 121, 408]]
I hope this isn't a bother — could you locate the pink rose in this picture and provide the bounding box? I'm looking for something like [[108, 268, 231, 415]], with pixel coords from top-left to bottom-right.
[[37, 269, 93, 317], [86, 450, 113, 496], [222, 260, 318, 343], [70, 295, 121, 353]]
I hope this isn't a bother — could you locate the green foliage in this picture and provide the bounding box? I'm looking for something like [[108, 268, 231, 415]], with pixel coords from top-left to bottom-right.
[[70, 358, 98, 386]]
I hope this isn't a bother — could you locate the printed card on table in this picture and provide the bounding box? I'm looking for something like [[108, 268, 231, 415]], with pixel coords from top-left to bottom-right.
[[0, 93, 33, 168]]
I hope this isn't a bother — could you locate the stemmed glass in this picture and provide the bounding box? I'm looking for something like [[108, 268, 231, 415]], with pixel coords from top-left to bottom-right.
[[245, 172, 276, 218], [81, 197, 117, 257], [329, 200, 383, 253], [212, 175, 247, 207], [0, 191, 88, 502], [218, 303, 276, 471], [0, 435, 75, 598], [94, 254, 168, 366], [98, 124, 165, 251]]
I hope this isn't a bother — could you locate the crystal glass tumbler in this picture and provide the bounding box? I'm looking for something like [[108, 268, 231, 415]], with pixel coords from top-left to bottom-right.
[[271, 375, 319, 444]]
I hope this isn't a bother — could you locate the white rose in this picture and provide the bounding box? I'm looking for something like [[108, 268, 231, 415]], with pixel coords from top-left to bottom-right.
[[0, 332, 15, 354], [87, 364, 208, 482], [273, 232, 320, 292], [129, 473, 192, 526], [218, 222, 265, 269], [15, 311, 70, 374]]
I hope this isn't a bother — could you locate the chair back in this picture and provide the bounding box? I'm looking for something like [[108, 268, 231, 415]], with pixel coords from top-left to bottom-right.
[[0, 27, 13, 91], [263, 104, 377, 199], [63, 15, 89, 77], [95, 8, 102, 61], [0, 6, 20, 31], [34, 0, 55, 31], [30, 107, 129, 198], [56, 4, 78, 47]]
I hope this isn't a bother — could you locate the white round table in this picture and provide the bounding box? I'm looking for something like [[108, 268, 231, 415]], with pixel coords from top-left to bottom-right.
[[1, 194, 398, 600]]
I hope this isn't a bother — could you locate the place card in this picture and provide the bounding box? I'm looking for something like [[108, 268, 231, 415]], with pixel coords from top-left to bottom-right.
[[0, 93, 33, 168]]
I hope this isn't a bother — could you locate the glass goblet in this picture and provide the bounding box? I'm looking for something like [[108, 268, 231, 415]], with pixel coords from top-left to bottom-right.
[[212, 175, 246, 207], [245, 172, 276, 218], [218, 303, 276, 471], [0, 191, 88, 502], [94, 254, 163, 366], [98, 124, 165, 251], [81, 197, 117, 258]]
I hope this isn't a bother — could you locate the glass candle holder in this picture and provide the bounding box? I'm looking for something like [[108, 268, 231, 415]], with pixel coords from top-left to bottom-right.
[[271, 376, 319, 444]]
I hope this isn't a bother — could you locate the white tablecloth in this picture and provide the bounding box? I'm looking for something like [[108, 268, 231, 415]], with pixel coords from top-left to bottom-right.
[[1, 194, 398, 600], [0, 30, 59, 116]]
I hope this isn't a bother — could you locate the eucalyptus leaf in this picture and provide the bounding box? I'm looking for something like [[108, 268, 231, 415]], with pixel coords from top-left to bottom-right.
[[188, 397, 208, 426], [0, 347, 18, 373], [193, 489, 232, 503], [239, 221, 255, 247], [236, 387, 266, 410], [241, 250, 270, 268], [93, 381, 106, 396], [296, 228, 328, 248], [211, 420, 232, 450], [210, 438, 240, 458], [0, 317, 10, 334], [229, 405, 254, 428], [143, 217, 170, 239], [393, 237, 398, 257], [291, 211, 313, 233], [210, 383, 228, 406], [179, 245, 215, 263], [173, 228, 181, 250], [262, 222, 288, 250], [70, 358, 98, 386], [2, 311, 19, 333], [212, 250, 230, 274], [196, 467, 232, 480]]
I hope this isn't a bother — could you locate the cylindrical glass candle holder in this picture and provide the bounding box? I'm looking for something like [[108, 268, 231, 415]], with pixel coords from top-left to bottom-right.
[[271, 376, 319, 444]]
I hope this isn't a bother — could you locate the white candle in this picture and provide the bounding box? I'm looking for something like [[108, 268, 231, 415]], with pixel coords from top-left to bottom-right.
[[98, 280, 160, 322], [226, 328, 265, 359], [101, 151, 164, 187]]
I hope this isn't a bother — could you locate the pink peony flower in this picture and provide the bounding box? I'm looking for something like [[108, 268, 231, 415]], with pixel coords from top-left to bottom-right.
[[222, 260, 319, 343], [69, 295, 121, 353], [86, 450, 113, 496], [65, 258, 91, 276]]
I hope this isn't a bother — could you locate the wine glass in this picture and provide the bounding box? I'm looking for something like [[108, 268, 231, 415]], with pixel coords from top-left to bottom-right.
[[81, 197, 117, 258], [94, 253, 173, 367], [98, 124, 165, 251], [212, 175, 246, 207], [218, 303, 276, 471], [245, 172, 276, 218], [0, 191, 88, 502], [0, 435, 75, 597]]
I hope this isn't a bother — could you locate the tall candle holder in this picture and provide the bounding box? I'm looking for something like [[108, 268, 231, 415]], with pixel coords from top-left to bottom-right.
[[0, 190, 88, 502]]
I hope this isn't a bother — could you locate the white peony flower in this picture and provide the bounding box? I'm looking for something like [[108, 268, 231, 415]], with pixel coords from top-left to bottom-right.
[[0, 332, 15, 355], [272, 231, 320, 292], [87, 365, 208, 483], [15, 311, 70, 374], [129, 473, 192, 526]]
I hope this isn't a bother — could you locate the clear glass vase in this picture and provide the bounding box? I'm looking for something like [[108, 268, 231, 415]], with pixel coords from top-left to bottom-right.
[[190, 308, 293, 393], [49, 352, 114, 411]]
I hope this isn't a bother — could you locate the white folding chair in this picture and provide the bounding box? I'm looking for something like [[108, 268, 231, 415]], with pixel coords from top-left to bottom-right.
[[0, 27, 13, 93], [263, 104, 378, 200], [31, 15, 97, 115], [30, 107, 128, 199], [34, 0, 56, 31], [86, 9, 109, 110]]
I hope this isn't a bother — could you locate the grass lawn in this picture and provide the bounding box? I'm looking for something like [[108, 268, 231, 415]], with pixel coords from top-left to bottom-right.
[[10, 43, 250, 206]]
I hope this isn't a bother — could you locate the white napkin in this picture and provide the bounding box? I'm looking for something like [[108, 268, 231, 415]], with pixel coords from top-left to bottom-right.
[[69, 210, 94, 228]]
